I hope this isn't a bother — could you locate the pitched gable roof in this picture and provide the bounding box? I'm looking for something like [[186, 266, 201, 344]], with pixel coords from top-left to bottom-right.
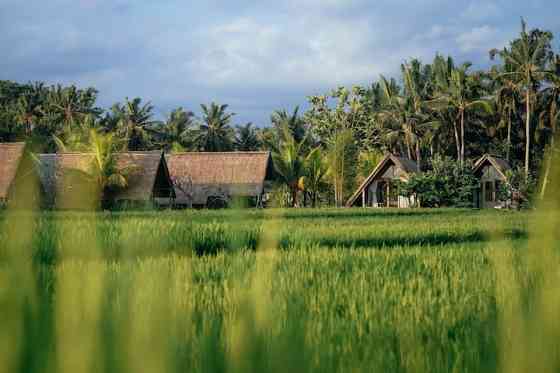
[[114, 152, 170, 200], [346, 154, 418, 207], [166, 151, 273, 205], [0, 143, 26, 199], [473, 154, 511, 181], [37, 151, 170, 204]]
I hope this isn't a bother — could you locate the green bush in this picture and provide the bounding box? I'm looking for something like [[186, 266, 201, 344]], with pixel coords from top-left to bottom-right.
[[398, 156, 478, 207]]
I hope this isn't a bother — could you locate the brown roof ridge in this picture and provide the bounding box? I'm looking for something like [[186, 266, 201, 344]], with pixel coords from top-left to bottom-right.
[[119, 150, 162, 154], [0, 142, 26, 146], [40, 150, 162, 155], [169, 151, 270, 155]]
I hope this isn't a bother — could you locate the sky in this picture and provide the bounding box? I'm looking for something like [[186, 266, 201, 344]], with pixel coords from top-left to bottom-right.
[[1, 0, 559, 126]]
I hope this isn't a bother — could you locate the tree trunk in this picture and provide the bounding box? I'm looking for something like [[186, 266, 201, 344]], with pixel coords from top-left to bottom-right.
[[460, 109, 465, 166], [415, 141, 421, 172], [525, 89, 531, 180], [506, 115, 512, 162], [405, 135, 412, 160], [291, 187, 298, 208], [453, 121, 461, 162], [540, 134, 555, 199]]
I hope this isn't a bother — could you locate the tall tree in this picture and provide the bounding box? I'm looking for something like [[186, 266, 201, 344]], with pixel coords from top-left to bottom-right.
[[430, 65, 492, 165], [195, 102, 235, 152], [234, 122, 261, 151], [493, 71, 521, 161], [271, 107, 308, 144], [327, 129, 358, 207], [301, 147, 329, 207], [377, 76, 427, 169], [156, 107, 195, 152], [111, 97, 157, 151], [538, 55, 560, 198], [490, 19, 554, 178], [271, 126, 306, 207], [14, 94, 40, 136], [44, 84, 99, 132]]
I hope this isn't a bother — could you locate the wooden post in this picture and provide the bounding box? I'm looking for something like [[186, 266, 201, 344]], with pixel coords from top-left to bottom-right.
[[362, 189, 366, 207], [386, 182, 390, 207]]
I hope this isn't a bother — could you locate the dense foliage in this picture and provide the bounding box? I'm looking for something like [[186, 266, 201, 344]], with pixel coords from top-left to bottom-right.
[[397, 156, 479, 207], [1, 20, 559, 205]]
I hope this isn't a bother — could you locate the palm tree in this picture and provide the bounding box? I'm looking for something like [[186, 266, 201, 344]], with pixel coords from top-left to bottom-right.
[[538, 55, 560, 198], [272, 126, 306, 207], [430, 65, 492, 165], [327, 129, 357, 207], [45, 85, 99, 132], [401, 60, 436, 170], [235, 123, 261, 151], [271, 106, 307, 144], [86, 130, 133, 208], [195, 102, 235, 152], [14, 95, 40, 136], [157, 107, 195, 152], [112, 97, 158, 151], [53, 129, 130, 209], [377, 76, 425, 169], [53, 114, 99, 152], [301, 147, 329, 207], [490, 19, 553, 179], [493, 73, 521, 161]]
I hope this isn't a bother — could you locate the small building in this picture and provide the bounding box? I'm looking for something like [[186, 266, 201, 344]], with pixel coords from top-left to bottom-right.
[[37, 151, 174, 209], [0, 142, 42, 208], [346, 154, 419, 208], [472, 154, 511, 209], [165, 152, 275, 208]]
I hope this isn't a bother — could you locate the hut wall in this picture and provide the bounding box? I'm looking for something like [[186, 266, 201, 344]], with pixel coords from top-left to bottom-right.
[[477, 164, 507, 208]]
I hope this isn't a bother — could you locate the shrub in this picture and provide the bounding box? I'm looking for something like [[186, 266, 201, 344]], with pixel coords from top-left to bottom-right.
[[398, 156, 478, 208]]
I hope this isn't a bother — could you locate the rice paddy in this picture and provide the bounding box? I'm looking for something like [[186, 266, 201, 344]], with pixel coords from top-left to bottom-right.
[[1, 208, 559, 373]]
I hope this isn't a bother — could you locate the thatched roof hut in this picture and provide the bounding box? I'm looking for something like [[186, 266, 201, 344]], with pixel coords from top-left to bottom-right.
[[346, 154, 419, 208], [37, 151, 174, 208], [473, 154, 512, 208], [165, 151, 274, 206], [0, 143, 26, 202], [0, 142, 41, 206]]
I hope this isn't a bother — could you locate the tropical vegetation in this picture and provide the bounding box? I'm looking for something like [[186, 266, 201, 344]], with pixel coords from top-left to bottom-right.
[[1, 20, 559, 206]]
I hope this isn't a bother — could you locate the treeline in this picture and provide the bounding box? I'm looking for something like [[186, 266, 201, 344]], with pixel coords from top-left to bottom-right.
[[1, 20, 559, 206]]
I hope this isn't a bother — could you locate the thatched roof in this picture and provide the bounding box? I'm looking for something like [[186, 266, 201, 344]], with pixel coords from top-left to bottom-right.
[[346, 154, 419, 207], [166, 151, 273, 205], [473, 154, 511, 181], [0, 143, 26, 199], [37, 151, 172, 204], [114, 152, 173, 200]]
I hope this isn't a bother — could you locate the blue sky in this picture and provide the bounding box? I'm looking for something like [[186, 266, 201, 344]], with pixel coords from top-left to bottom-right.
[[1, 0, 558, 125]]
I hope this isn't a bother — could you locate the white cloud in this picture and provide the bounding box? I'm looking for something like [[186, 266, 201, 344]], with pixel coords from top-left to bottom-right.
[[184, 15, 380, 88], [462, 0, 501, 21], [456, 25, 503, 52], [3, 0, 558, 125]]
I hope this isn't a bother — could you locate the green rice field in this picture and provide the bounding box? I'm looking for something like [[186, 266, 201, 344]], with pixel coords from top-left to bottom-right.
[[1, 208, 559, 373]]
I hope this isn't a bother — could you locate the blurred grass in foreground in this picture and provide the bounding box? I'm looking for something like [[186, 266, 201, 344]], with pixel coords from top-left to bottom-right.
[[1, 189, 559, 371]]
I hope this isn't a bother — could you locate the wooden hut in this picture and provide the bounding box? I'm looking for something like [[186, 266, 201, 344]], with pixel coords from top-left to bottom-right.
[[37, 151, 174, 209], [0, 142, 41, 207], [472, 154, 511, 208], [165, 152, 275, 208], [346, 154, 419, 208]]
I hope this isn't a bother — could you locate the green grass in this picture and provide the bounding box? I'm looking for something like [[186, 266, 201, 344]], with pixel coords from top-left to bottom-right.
[[1, 208, 559, 372]]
